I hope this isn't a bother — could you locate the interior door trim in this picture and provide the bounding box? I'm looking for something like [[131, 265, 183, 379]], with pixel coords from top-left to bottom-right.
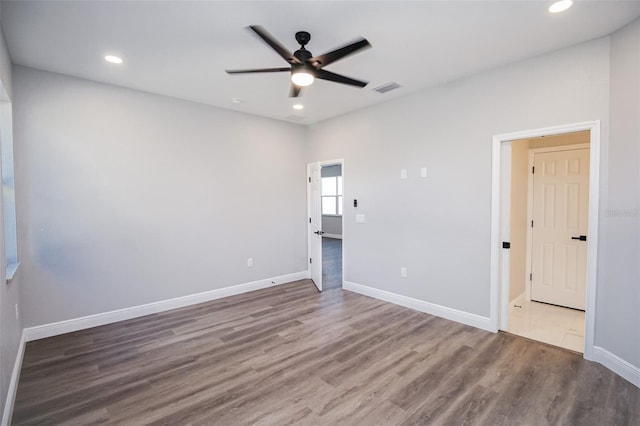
[[490, 121, 600, 362]]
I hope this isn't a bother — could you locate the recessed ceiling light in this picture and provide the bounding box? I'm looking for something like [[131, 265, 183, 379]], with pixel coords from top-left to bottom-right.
[[104, 55, 123, 64], [232, 97, 243, 104], [293, 104, 304, 110], [549, 0, 573, 13]]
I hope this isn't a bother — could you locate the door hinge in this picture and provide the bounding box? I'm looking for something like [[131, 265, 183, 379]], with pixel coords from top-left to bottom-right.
[[309, 257, 312, 264], [532, 166, 535, 174], [309, 217, 311, 223], [308, 177, 311, 183], [530, 273, 532, 281], [531, 220, 534, 228]]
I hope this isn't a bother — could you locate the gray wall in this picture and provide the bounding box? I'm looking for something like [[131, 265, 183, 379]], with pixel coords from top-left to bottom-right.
[[321, 165, 342, 178], [0, 13, 23, 423], [307, 37, 609, 320], [321, 164, 342, 236], [13, 67, 308, 327], [322, 216, 342, 237], [599, 19, 640, 367]]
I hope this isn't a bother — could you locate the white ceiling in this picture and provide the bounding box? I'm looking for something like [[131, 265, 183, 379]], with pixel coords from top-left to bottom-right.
[[2, 1, 639, 125]]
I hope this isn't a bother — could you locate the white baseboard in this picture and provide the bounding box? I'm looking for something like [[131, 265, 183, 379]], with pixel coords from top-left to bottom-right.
[[510, 291, 526, 306], [322, 234, 342, 240], [343, 281, 493, 332], [592, 346, 640, 388], [2, 330, 26, 426], [24, 271, 310, 342]]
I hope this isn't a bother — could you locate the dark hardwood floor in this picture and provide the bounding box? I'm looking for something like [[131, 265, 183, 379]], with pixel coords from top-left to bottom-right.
[[322, 237, 342, 290], [13, 280, 640, 425]]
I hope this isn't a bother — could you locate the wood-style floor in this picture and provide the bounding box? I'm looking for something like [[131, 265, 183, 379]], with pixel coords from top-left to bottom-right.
[[13, 280, 640, 425], [322, 237, 342, 290]]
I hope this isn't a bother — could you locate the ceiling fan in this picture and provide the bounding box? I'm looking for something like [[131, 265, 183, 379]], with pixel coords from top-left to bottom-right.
[[226, 26, 371, 97]]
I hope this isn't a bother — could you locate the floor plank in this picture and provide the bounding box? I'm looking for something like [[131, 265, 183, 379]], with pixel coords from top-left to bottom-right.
[[12, 280, 640, 425]]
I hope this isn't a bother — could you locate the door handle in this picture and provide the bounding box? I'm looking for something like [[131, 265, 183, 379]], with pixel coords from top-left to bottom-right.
[[314, 231, 325, 235], [571, 235, 587, 241]]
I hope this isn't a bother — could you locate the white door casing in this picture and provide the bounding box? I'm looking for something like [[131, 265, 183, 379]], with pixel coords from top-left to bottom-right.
[[308, 162, 322, 291], [491, 120, 600, 361], [530, 148, 589, 310]]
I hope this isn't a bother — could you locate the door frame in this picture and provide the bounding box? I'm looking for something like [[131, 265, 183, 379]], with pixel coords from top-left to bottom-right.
[[525, 144, 590, 304], [307, 158, 345, 290], [490, 121, 600, 360]]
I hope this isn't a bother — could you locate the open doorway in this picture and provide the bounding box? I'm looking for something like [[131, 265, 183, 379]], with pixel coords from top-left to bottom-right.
[[320, 163, 343, 290], [507, 131, 589, 352], [490, 121, 600, 360], [307, 159, 344, 292]]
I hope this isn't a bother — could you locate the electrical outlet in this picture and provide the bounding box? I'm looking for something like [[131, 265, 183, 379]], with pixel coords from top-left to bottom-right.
[[400, 267, 407, 278], [421, 167, 428, 178], [400, 169, 407, 180], [247, 258, 253, 267]]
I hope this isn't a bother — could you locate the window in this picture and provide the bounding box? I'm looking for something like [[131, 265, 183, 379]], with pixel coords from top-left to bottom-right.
[[0, 80, 19, 281], [322, 176, 343, 215]]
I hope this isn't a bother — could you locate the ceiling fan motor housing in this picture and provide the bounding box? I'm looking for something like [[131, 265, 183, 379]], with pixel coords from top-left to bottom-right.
[[294, 48, 312, 62]]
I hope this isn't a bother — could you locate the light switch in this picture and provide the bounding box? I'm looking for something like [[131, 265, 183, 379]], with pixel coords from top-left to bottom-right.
[[400, 169, 407, 179], [420, 167, 428, 178], [355, 214, 366, 223]]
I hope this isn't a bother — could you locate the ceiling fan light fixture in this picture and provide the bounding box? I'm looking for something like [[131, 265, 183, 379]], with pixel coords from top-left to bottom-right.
[[225, 26, 370, 96], [549, 0, 573, 13], [291, 68, 314, 87]]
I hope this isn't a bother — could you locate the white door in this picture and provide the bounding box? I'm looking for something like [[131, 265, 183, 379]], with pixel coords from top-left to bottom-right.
[[308, 162, 323, 291], [531, 148, 589, 310]]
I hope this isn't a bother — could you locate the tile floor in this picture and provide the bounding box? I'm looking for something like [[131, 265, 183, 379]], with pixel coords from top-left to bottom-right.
[[507, 294, 585, 353]]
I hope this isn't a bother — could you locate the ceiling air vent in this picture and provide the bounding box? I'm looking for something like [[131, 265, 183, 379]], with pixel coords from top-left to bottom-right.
[[373, 82, 401, 94]]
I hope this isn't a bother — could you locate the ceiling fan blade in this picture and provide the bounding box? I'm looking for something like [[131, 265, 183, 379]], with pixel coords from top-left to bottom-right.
[[226, 67, 290, 74], [309, 38, 371, 68], [315, 69, 368, 88], [289, 84, 301, 98], [248, 25, 301, 65]]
